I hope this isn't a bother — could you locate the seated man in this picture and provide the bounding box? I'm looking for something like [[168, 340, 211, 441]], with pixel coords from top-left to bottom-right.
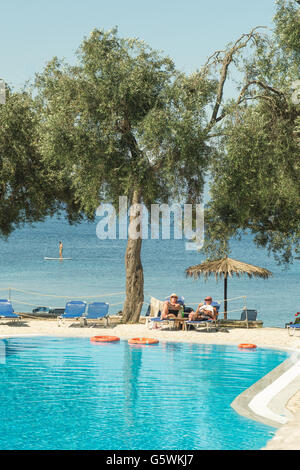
[[188, 296, 217, 321], [161, 293, 182, 319]]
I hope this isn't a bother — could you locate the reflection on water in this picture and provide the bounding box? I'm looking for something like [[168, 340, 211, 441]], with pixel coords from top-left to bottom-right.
[[0, 336, 289, 450], [0, 338, 40, 361], [163, 342, 183, 353], [0, 341, 5, 364], [123, 343, 143, 446]]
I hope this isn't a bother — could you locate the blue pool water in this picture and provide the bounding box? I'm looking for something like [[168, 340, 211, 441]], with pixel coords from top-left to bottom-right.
[[0, 336, 289, 450]]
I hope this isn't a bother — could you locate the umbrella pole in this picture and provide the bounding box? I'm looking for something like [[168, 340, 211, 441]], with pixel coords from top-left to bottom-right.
[[224, 274, 228, 320]]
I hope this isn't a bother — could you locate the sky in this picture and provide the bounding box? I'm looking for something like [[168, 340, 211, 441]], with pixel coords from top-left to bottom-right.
[[1, 0, 277, 92]]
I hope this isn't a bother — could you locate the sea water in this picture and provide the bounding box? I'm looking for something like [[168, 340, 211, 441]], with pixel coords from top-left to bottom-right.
[[0, 216, 298, 327], [0, 336, 289, 450]]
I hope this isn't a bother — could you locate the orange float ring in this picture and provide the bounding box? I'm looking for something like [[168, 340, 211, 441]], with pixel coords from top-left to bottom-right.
[[90, 335, 120, 343], [238, 343, 257, 349], [128, 337, 159, 345]]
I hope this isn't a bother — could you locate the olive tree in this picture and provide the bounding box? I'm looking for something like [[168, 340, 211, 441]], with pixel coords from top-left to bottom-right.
[[35, 29, 215, 322]]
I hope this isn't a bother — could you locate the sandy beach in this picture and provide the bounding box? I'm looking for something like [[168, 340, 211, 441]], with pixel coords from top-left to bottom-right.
[[1, 318, 300, 450]]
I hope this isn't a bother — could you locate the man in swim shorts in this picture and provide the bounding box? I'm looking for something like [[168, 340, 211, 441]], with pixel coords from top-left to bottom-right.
[[188, 296, 217, 321], [59, 241, 63, 259]]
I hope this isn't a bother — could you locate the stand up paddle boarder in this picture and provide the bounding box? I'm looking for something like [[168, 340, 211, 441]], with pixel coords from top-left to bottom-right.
[[59, 241, 63, 260]]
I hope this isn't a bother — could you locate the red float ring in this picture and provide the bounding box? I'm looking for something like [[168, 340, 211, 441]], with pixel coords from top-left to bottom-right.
[[128, 337, 159, 345], [90, 335, 120, 343]]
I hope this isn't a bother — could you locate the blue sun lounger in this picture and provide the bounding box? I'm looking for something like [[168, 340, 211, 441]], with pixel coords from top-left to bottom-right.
[[82, 302, 110, 327], [0, 299, 21, 323], [147, 296, 185, 329], [148, 312, 171, 329], [287, 323, 300, 336], [186, 318, 217, 332], [57, 300, 87, 326]]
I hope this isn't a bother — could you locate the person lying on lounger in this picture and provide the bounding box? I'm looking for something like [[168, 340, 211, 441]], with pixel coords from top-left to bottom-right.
[[161, 293, 182, 319], [188, 296, 217, 321]]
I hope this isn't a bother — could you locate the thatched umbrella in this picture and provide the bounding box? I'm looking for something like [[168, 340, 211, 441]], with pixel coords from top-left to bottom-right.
[[185, 256, 272, 319]]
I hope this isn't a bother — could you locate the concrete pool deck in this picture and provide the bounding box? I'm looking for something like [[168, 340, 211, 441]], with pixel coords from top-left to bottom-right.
[[1, 319, 300, 450]]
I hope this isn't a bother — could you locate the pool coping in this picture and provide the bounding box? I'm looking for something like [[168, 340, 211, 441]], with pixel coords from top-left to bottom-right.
[[231, 348, 300, 428]]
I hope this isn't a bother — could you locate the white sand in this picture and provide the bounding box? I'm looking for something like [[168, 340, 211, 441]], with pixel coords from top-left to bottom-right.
[[1, 319, 300, 450]]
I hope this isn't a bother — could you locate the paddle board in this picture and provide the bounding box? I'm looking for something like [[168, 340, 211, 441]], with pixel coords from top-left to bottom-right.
[[44, 257, 72, 260]]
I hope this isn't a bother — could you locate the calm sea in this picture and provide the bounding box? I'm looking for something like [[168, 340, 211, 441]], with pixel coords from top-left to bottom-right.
[[0, 216, 298, 328]]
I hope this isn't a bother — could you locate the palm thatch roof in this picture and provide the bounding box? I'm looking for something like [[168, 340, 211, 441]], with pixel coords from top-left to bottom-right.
[[185, 256, 272, 281]]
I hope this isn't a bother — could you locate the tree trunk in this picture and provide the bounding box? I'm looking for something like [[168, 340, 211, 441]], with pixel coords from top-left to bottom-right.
[[122, 189, 144, 323]]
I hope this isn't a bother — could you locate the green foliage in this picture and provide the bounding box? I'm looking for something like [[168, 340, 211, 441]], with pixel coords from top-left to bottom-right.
[[1, 5, 299, 271], [35, 28, 214, 215], [34, 28, 219, 322], [208, 101, 299, 261], [203, 0, 300, 264], [0, 89, 61, 237], [274, 0, 300, 56]]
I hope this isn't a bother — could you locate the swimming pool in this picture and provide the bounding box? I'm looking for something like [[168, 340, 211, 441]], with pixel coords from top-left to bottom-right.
[[0, 336, 289, 450]]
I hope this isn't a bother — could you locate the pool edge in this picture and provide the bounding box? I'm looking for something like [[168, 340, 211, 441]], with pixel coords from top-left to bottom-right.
[[231, 351, 300, 428]]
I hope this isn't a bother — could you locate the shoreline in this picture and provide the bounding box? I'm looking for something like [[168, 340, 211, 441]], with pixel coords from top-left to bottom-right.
[[1, 319, 300, 450]]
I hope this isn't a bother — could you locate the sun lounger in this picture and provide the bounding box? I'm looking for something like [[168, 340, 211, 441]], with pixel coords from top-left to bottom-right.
[[240, 309, 257, 321], [57, 301, 87, 326], [185, 300, 220, 332], [147, 310, 185, 330], [186, 318, 217, 332], [287, 323, 300, 336], [285, 313, 300, 328], [147, 294, 185, 329], [0, 299, 21, 323], [147, 313, 167, 329], [81, 302, 110, 327]]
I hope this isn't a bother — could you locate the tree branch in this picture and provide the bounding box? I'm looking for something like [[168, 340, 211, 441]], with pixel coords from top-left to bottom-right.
[[236, 80, 286, 106], [203, 26, 267, 134]]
